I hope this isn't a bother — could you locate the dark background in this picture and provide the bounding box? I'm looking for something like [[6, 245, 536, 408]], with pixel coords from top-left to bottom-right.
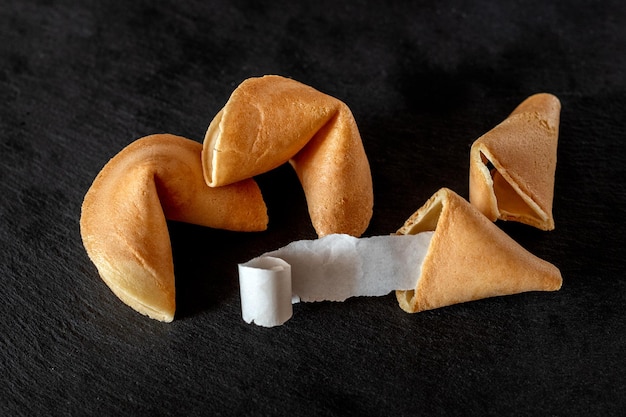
[[2, 0, 625, 415]]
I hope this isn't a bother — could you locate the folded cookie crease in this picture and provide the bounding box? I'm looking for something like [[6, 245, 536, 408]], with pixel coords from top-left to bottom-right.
[[80, 134, 268, 322], [469, 93, 561, 230], [396, 188, 562, 313], [202, 75, 373, 237]]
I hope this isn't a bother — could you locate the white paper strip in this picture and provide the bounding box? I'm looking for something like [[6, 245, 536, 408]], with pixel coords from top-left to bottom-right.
[[238, 232, 434, 327]]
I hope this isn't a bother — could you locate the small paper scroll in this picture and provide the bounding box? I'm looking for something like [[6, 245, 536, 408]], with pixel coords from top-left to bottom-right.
[[238, 232, 434, 327]]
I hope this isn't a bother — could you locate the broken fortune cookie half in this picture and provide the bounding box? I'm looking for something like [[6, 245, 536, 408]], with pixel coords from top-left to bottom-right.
[[202, 75, 373, 238], [80, 134, 268, 322], [469, 93, 561, 230], [395, 188, 562, 313]]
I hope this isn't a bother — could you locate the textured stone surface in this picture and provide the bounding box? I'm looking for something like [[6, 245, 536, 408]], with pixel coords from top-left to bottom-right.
[[1, 0, 625, 415]]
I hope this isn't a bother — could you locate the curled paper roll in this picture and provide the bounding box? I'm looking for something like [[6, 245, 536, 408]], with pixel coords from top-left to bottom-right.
[[238, 257, 294, 327], [238, 232, 434, 327]]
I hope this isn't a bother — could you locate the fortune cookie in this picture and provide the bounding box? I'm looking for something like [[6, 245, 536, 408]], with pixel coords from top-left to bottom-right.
[[202, 75, 373, 237], [469, 93, 561, 230], [80, 134, 268, 321], [396, 188, 562, 313]]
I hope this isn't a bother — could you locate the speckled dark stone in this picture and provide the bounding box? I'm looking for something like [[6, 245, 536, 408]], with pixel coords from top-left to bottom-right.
[[1, 1, 625, 415]]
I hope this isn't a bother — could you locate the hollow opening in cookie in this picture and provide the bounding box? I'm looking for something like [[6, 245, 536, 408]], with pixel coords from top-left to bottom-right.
[[492, 171, 535, 218], [484, 157, 496, 173], [401, 197, 443, 235], [480, 151, 544, 222], [398, 289, 416, 306]]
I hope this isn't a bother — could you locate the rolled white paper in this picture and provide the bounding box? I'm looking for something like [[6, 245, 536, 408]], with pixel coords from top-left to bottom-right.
[[238, 257, 294, 327], [238, 232, 434, 327]]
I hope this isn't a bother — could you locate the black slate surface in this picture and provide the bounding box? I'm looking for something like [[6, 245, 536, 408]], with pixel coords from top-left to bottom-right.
[[2, 1, 625, 415]]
